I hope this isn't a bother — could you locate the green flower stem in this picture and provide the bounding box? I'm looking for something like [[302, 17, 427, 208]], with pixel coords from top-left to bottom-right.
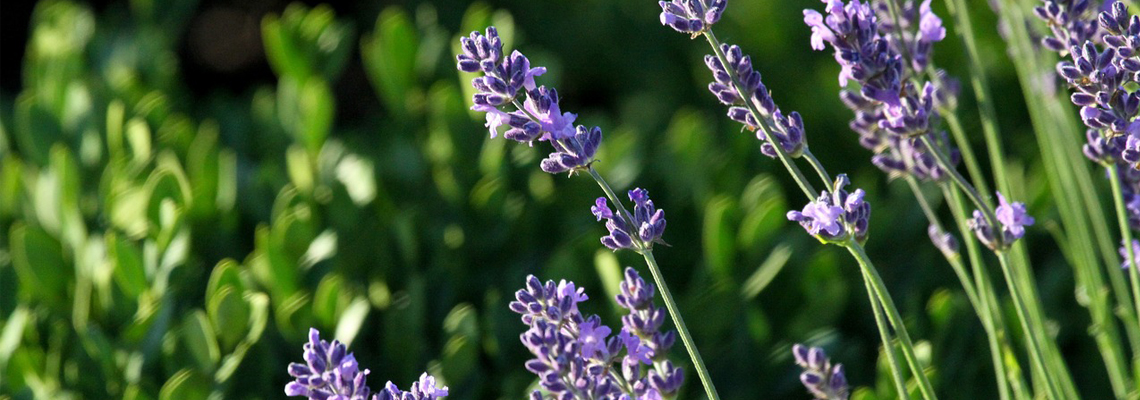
[[1107, 164, 1140, 352], [940, 0, 1010, 196], [994, 250, 1065, 400], [585, 166, 722, 400], [862, 274, 911, 399], [904, 178, 979, 305], [640, 250, 720, 400], [702, 30, 819, 200], [937, 110, 993, 204], [917, 134, 999, 233], [943, 185, 1031, 400], [845, 241, 939, 400], [802, 148, 834, 192]]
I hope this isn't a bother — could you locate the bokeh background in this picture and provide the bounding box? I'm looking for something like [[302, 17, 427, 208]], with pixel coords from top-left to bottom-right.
[[0, 0, 1116, 399]]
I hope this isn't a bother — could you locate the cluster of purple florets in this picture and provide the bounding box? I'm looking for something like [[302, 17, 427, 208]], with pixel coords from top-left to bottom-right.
[[1037, 0, 1140, 259], [509, 269, 684, 400], [704, 43, 807, 158], [457, 28, 600, 175], [591, 189, 668, 251], [804, 0, 961, 183], [792, 344, 850, 400], [967, 193, 1037, 250], [786, 174, 872, 244], [285, 328, 449, 400]]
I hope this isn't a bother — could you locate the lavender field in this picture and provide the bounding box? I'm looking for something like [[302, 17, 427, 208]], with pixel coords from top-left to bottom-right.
[[1, 0, 1138, 399]]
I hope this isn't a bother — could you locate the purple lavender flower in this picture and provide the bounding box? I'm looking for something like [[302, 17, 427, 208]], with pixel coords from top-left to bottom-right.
[[928, 224, 959, 257], [792, 344, 850, 400], [285, 328, 447, 400], [458, 27, 606, 176], [968, 192, 1035, 249], [541, 125, 602, 174], [658, 0, 726, 35], [704, 44, 805, 158], [592, 190, 667, 251], [510, 274, 683, 400], [807, 0, 960, 183], [1120, 239, 1140, 269], [1035, 0, 1102, 55], [286, 328, 373, 400], [1086, 128, 1127, 163], [788, 174, 871, 243], [374, 374, 450, 400]]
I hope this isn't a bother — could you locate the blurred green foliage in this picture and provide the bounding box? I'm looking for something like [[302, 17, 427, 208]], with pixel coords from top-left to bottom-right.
[[0, 0, 1117, 399]]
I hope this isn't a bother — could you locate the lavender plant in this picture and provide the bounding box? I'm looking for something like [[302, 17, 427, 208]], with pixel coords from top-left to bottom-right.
[[659, 1, 938, 398], [1036, 1, 1140, 395], [285, 328, 450, 400], [510, 269, 684, 400], [456, 26, 720, 400]]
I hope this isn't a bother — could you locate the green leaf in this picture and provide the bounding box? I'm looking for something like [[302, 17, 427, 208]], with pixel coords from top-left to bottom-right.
[[312, 273, 346, 327], [10, 223, 69, 309], [158, 369, 210, 400], [703, 195, 738, 280], [740, 243, 792, 300], [107, 232, 147, 298], [208, 286, 250, 350], [181, 310, 220, 373], [362, 7, 418, 117], [334, 298, 371, 347], [206, 259, 245, 301]]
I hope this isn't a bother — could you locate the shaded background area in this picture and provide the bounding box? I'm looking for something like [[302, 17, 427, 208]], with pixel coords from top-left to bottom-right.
[[0, 0, 1113, 399]]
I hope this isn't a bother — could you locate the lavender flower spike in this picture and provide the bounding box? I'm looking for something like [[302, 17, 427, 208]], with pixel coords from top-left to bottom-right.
[[788, 174, 871, 243], [374, 374, 450, 400], [968, 192, 1035, 250], [286, 328, 373, 400], [285, 328, 450, 400], [592, 189, 667, 251], [659, 0, 726, 35], [792, 344, 850, 400], [704, 44, 806, 158]]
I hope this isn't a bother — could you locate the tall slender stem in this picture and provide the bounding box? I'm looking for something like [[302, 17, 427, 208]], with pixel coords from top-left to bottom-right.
[[846, 242, 938, 400], [1108, 165, 1140, 348], [640, 250, 721, 400], [802, 148, 834, 192], [862, 275, 911, 399], [995, 251, 1065, 400]]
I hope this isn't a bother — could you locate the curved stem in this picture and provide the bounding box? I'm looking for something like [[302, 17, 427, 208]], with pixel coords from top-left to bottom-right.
[[641, 250, 721, 400], [803, 148, 834, 192], [846, 242, 939, 400]]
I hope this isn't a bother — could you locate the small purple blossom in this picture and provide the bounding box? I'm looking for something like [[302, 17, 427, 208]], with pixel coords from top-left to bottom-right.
[[375, 374, 450, 400], [788, 175, 871, 243], [1119, 239, 1140, 269], [619, 328, 654, 365], [592, 189, 667, 251], [579, 317, 613, 359], [928, 224, 959, 257], [658, 0, 726, 35], [792, 344, 850, 400], [1035, 0, 1102, 56], [969, 192, 1035, 249], [540, 125, 602, 174]]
